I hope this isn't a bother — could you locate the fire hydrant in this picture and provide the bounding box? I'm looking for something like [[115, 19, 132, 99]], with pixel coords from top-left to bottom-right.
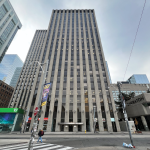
[[85, 130, 86, 134]]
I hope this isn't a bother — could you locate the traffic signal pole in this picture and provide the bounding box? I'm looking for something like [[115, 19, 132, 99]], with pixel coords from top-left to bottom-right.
[[117, 82, 134, 146], [28, 60, 48, 150]]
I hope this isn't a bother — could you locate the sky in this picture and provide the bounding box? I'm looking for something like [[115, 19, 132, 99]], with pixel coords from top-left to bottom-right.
[[6, 0, 150, 83]]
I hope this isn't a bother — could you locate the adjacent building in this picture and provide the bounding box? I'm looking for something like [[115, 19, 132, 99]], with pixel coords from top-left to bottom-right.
[[125, 93, 150, 131], [10, 67, 22, 88], [9, 9, 120, 133], [110, 83, 149, 109], [127, 74, 149, 84], [0, 54, 23, 85], [106, 61, 112, 84], [0, 80, 14, 108], [0, 0, 22, 62]]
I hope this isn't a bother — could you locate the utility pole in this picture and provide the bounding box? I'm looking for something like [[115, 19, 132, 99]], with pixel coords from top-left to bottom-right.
[[117, 82, 134, 146], [28, 60, 48, 150]]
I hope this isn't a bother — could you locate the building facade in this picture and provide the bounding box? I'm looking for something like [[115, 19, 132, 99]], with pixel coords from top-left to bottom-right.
[[126, 93, 150, 131], [10, 67, 22, 88], [127, 74, 149, 84], [0, 80, 13, 108], [0, 54, 23, 85], [9, 9, 120, 132], [0, 0, 22, 62], [110, 83, 150, 110]]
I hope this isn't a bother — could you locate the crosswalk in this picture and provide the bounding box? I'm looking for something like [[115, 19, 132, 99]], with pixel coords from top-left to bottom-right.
[[0, 143, 77, 150]]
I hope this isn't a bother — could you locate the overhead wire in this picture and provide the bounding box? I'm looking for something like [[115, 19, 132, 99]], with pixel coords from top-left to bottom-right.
[[123, 0, 146, 80]]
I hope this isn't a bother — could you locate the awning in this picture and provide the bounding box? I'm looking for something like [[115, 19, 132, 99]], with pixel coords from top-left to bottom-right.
[[58, 122, 83, 125]]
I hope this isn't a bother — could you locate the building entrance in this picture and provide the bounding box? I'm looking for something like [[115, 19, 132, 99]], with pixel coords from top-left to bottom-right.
[[69, 125, 73, 132]]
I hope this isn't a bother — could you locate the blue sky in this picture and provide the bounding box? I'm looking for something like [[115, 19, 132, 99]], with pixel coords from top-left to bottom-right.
[[7, 0, 150, 83]]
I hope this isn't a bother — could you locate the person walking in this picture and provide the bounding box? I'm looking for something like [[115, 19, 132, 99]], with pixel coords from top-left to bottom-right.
[[37, 129, 44, 143]]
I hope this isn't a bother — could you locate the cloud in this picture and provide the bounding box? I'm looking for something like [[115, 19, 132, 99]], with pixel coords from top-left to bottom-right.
[[6, 0, 150, 83]]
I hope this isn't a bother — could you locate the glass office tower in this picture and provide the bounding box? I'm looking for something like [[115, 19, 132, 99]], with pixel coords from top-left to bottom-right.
[[0, 0, 22, 62], [0, 54, 23, 85], [9, 10, 120, 132], [10, 67, 22, 88], [127, 74, 149, 84]]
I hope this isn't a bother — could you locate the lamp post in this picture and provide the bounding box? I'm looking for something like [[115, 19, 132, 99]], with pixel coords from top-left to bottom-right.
[[117, 82, 134, 146], [28, 60, 48, 150]]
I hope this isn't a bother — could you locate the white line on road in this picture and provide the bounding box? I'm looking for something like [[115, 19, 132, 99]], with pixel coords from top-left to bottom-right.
[[40, 145, 63, 150], [0, 143, 44, 150], [19, 144, 55, 150], [57, 147, 75, 150]]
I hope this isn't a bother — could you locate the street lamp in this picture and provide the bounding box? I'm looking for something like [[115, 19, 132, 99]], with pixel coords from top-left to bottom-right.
[[117, 82, 134, 146], [28, 60, 48, 150]]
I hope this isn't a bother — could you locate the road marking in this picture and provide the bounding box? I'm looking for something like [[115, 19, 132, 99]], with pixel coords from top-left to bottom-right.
[[0, 143, 44, 150], [19, 144, 55, 150], [57, 147, 75, 150], [40, 145, 63, 150]]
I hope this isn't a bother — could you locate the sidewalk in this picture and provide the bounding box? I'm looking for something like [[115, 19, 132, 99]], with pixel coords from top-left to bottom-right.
[[78, 146, 150, 150], [10, 131, 150, 135]]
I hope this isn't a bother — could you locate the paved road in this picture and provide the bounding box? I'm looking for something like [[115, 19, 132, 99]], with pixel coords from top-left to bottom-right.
[[0, 134, 150, 149]]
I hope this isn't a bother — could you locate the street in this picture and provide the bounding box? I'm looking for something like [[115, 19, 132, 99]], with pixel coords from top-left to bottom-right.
[[0, 133, 150, 149]]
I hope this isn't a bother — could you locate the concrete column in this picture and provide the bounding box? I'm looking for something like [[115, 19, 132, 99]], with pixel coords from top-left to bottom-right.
[[78, 10, 86, 132], [141, 116, 149, 131], [64, 10, 72, 132], [86, 10, 104, 132], [89, 10, 113, 132], [46, 11, 61, 132], [73, 10, 78, 132], [55, 11, 66, 132], [82, 10, 94, 132]]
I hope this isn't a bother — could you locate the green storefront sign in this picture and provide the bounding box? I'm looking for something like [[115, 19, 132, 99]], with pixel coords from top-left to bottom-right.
[[0, 108, 24, 133], [0, 108, 24, 114]]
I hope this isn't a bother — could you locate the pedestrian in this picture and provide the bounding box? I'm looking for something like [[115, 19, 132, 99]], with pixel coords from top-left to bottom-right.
[[37, 129, 44, 143], [31, 127, 33, 133]]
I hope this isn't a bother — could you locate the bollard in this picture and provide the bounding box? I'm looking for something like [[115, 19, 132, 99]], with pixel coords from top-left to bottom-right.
[[85, 130, 86, 134]]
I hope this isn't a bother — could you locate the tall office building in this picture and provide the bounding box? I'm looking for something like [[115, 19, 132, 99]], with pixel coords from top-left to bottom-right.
[[9, 10, 120, 132], [105, 61, 112, 84], [0, 0, 22, 62], [127, 74, 149, 84], [10, 67, 22, 88], [0, 54, 23, 85]]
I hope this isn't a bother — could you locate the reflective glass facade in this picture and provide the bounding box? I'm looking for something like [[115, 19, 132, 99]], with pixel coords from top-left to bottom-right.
[[0, 54, 23, 85], [0, 0, 22, 62], [9, 10, 120, 133], [128, 74, 149, 84], [105, 61, 112, 84], [10, 67, 22, 88]]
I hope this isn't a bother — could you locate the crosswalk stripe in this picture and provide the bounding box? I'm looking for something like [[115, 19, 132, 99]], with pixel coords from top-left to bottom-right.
[[0, 143, 28, 149], [57, 147, 75, 150], [19, 144, 55, 150], [40, 145, 63, 150], [0, 143, 45, 150]]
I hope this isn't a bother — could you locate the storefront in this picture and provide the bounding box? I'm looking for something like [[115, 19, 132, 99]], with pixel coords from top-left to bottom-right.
[[0, 108, 24, 133]]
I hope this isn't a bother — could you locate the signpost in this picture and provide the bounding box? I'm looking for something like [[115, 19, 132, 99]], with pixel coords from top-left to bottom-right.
[[34, 107, 38, 116]]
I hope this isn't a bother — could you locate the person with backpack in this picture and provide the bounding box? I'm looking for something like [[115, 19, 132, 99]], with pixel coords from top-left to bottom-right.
[[37, 129, 44, 143]]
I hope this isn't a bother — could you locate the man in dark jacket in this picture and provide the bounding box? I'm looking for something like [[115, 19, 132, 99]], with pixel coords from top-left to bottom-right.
[[37, 129, 44, 143]]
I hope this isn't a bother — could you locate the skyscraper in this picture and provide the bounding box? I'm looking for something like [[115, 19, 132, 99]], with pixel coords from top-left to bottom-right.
[[0, 54, 23, 85], [9, 10, 120, 132], [105, 61, 112, 84], [0, 0, 22, 62], [10, 67, 22, 88], [127, 74, 149, 84]]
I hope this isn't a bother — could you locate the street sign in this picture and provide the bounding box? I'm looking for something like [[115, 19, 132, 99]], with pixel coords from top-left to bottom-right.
[[34, 107, 38, 116]]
